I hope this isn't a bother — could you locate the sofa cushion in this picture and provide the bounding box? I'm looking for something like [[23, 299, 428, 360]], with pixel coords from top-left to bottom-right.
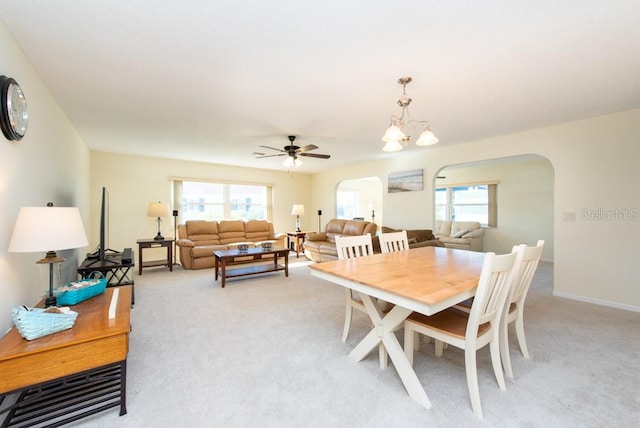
[[184, 220, 221, 244], [244, 219, 273, 242], [451, 229, 469, 238], [434, 220, 452, 237], [192, 244, 229, 258], [449, 221, 481, 236], [218, 220, 247, 244], [343, 220, 367, 236], [186, 220, 219, 235], [306, 232, 327, 241]]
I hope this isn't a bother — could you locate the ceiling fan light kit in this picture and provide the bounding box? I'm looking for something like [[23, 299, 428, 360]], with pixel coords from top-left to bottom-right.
[[382, 77, 438, 152], [257, 135, 330, 169]]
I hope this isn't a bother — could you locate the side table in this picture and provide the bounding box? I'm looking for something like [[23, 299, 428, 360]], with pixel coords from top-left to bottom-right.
[[286, 231, 308, 258], [136, 238, 174, 275]]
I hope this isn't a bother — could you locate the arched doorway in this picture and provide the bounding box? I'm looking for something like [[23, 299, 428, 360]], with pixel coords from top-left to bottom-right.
[[435, 154, 554, 260], [336, 176, 383, 226]]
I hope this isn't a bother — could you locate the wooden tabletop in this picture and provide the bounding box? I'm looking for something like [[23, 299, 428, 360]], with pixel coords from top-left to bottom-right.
[[309, 246, 486, 315], [0, 286, 131, 360]]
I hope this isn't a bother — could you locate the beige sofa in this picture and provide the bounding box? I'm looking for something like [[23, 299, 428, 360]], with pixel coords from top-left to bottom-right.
[[434, 220, 484, 251], [303, 219, 378, 262], [177, 219, 286, 269]]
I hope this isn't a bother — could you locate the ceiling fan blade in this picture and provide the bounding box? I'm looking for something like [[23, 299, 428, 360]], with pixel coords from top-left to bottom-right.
[[299, 153, 330, 159], [259, 145, 286, 153], [256, 153, 287, 158], [296, 144, 319, 153]]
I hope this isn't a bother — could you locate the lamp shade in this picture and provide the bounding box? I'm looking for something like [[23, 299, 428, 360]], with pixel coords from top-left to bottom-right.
[[8, 206, 88, 253], [283, 156, 303, 168], [382, 140, 403, 152], [147, 202, 170, 218], [415, 130, 439, 146], [382, 125, 405, 143], [291, 204, 305, 216]]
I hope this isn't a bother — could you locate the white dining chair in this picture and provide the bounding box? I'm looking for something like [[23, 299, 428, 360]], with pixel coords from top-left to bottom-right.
[[335, 234, 375, 343], [403, 249, 519, 419], [379, 230, 410, 253], [335, 234, 390, 368], [500, 240, 544, 378]]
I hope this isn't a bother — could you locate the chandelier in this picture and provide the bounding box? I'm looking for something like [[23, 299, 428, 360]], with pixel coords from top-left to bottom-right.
[[382, 77, 438, 152]]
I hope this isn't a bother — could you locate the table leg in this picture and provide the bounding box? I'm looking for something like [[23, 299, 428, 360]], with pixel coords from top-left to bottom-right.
[[214, 256, 219, 281], [221, 258, 227, 288], [349, 295, 432, 409], [168, 243, 173, 272], [284, 251, 289, 277]]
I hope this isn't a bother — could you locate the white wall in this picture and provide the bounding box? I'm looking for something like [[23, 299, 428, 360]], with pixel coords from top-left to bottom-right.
[[0, 22, 90, 333], [311, 109, 640, 311], [90, 152, 313, 257]]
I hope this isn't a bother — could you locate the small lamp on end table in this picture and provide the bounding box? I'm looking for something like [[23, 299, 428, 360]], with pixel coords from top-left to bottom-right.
[[291, 204, 304, 232], [9, 203, 89, 307], [147, 201, 170, 241]]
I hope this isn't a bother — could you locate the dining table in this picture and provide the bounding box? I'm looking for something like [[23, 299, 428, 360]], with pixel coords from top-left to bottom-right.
[[308, 245, 486, 409]]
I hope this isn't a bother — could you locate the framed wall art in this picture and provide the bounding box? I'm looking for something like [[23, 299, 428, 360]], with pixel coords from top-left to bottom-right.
[[388, 169, 423, 193]]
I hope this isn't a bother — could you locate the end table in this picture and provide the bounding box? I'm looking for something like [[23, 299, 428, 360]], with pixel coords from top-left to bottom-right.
[[286, 231, 308, 258], [136, 238, 174, 275]]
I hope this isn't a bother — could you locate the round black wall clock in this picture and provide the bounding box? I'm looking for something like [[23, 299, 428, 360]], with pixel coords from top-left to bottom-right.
[[0, 75, 29, 141]]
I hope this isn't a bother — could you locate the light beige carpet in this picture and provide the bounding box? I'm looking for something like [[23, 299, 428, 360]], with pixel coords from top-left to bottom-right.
[[62, 259, 638, 427]]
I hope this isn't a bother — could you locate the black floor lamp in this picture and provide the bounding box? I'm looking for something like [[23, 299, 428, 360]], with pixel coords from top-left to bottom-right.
[[317, 209, 322, 232], [173, 210, 180, 266]]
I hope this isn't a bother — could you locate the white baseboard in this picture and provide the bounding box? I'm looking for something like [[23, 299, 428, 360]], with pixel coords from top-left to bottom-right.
[[553, 291, 640, 313]]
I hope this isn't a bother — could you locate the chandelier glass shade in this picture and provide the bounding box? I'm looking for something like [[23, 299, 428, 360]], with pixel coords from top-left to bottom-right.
[[382, 77, 438, 152], [283, 156, 303, 168]]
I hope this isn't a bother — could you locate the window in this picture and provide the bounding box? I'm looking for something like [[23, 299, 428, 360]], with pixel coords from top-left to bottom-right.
[[435, 183, 497, 227], [175, 180, 272, 222], [336, 190, 358, 220]]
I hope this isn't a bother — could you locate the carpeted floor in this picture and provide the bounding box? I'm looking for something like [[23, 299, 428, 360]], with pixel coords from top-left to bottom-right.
[[64, 258, 638, 427]]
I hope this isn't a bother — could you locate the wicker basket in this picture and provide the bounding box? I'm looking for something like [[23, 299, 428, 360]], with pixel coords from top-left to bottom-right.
[[12, 307, 78, 340], [55, 274, 107, 305]]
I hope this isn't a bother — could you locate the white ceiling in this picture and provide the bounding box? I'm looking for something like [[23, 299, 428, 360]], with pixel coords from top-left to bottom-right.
[[1, 1, 639, 173]]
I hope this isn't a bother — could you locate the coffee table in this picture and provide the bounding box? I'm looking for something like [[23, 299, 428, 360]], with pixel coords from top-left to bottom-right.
[[213, 247, 289, 287]]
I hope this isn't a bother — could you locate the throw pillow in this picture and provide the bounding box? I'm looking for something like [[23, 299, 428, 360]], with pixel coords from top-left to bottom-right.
[[451, 229, 469, 238], [408, 237, 418, 244]]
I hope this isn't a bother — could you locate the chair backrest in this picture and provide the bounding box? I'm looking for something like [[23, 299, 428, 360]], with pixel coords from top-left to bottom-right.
[[467, 250, 518, 338], [379, 230, 410, 253], [508, 240, 544, 306], [335, 234, 374, 260]]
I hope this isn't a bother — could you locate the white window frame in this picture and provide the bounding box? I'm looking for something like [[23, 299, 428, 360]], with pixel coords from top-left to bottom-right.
[[435, 181, 497, 227], [172, 178, 274, 222]]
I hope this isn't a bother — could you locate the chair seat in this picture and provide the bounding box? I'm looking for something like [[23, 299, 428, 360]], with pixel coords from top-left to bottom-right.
[[408, 308, 491, 339]]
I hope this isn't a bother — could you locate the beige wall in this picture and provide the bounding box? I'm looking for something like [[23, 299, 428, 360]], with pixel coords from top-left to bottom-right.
[[0, 22, 90, 333], [311, 109, 640, 311], [437, 157, 554, 260], [90, 152, 313, 255]]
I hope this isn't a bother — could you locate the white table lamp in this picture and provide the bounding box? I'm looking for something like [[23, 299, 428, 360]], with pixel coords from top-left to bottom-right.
[[291, 204, 305, 232], [9, 204, 89, 307], [147, 201, 170, 240]]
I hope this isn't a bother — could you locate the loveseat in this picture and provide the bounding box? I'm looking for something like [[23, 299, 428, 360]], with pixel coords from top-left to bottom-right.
[[177, 219, 286, 269], [303, 219, 378, 262], [434, 220, 484, 251]]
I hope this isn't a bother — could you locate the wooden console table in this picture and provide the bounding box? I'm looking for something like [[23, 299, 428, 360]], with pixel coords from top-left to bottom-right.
[[137, 238, 174, 275], [213, 247, 289, 287], [0, 286, 132, 427]]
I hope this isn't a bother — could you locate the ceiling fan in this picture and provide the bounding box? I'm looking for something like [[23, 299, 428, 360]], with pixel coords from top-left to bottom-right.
[[256, 135, 330, 167]]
